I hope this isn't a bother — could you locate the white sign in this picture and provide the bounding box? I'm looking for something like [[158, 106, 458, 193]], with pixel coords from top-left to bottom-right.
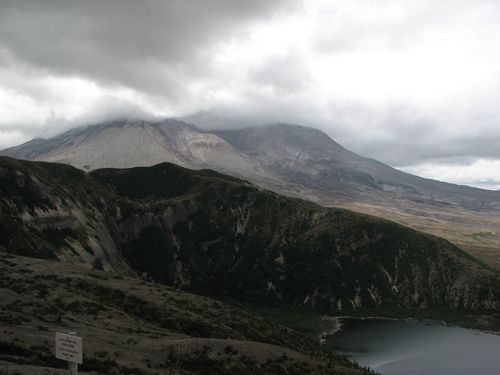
[[55, 332, 83, 364]]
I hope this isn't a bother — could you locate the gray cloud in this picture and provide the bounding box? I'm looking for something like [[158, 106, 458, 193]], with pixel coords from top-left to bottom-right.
[[0, 0, 298, 97], [311, 0, 498, 54], [189, 97, 500, 170], [251, 52, 311, 94]]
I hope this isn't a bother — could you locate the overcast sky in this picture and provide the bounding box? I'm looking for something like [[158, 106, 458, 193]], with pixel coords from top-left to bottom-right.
[[1, 0, 500, 189]]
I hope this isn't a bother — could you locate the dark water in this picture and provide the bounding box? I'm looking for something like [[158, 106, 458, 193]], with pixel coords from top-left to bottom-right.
[[326, 318, 500, 375]]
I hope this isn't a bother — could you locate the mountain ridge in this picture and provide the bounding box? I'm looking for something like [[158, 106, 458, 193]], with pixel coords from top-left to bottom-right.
[[4, 118, 498, 200], [1, 156, 498, 313], [2, 118, 500, 268]]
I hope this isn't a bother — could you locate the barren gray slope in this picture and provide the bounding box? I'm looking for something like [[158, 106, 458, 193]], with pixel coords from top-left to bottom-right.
[[1, 118, 273, 182], [214, 123, 500, 209]]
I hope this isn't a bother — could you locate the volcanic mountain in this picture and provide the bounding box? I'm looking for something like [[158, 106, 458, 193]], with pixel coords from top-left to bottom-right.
[[3, 118, 500, 267]]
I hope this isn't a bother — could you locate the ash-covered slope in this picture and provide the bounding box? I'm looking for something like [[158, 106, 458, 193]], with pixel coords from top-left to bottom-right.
[[215, 124, 500, 209], [1, 156, 499, 318], [1, 119, 270, 181]]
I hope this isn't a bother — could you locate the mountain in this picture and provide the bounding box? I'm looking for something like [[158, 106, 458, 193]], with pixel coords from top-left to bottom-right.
[[1, 157, 378, 374], [2, 119, 500, 268], [1, 156, 498, 315], [0, 119, 272, 182], [1, 156, 499, 372], [215, 124, 500, 207]]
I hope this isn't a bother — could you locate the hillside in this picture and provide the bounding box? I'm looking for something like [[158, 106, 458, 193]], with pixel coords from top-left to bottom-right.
[[2, 119, 500, 268], [0, 252, 366, 375], [1, 156, 499, 315], [1, 156, 500, 372]]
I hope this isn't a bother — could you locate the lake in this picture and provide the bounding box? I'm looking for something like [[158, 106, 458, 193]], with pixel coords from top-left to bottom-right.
[[326, 318, 500, 375]]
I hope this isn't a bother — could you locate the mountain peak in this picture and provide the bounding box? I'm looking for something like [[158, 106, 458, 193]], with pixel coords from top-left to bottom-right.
[[214, 123, 351, 162]]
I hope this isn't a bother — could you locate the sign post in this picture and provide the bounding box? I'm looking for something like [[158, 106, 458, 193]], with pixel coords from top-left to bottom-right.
[[55, 332, 82, 374]]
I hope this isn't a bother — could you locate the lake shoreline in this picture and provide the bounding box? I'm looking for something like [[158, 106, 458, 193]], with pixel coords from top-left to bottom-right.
[[318, 315, 431, 344], [318, 314, 500, 344], [317, 316, 343, 344]]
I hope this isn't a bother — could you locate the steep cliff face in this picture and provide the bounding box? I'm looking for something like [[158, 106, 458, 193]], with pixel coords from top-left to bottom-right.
[[0, 158, 130, 273], [1, 156, 499, 316], [92, 165, 500, 313]]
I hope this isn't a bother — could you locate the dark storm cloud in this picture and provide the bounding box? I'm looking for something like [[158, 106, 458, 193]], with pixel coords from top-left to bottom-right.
[[0, 0, 298, 97]]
